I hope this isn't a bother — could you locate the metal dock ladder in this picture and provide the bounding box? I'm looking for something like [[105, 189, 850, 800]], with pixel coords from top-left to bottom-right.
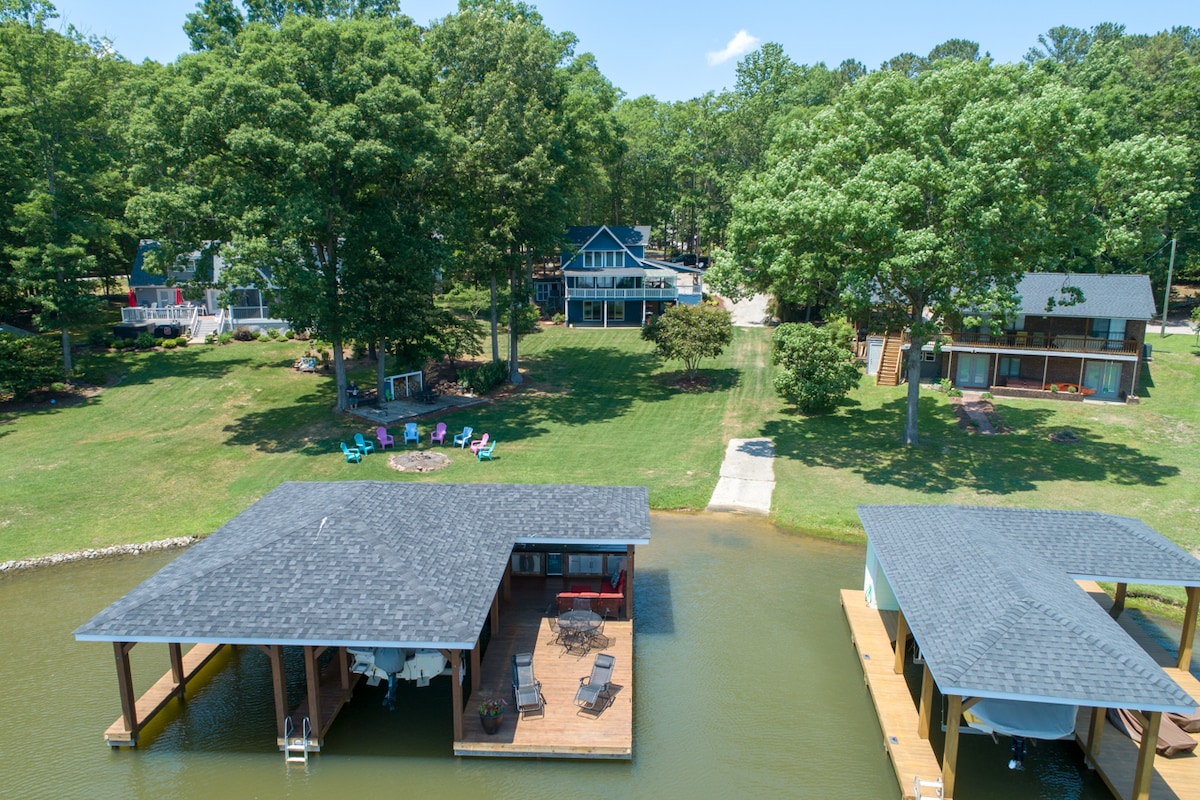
[[283, 717, 312, 766]]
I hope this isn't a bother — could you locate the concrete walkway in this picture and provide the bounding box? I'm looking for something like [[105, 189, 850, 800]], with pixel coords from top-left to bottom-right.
[[707, 437, 776, 515]]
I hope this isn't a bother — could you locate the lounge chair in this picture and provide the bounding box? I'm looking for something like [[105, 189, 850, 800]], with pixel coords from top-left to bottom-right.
[[469, 432, 490, 455], [353, 432, 375, 455], [574, 653, 615, 711], [403, 422, 419, 444], [1108, 707, 1198, 757], [376, 426, 395, 450], [340, 442, 362, 463], [430, 422, 447, 445], [511, 652, 545, 719], [453, 426, 473, 448], [476, 441, 496, 461]]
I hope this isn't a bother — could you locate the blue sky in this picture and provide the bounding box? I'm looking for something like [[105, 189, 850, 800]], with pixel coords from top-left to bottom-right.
[[53, 1, 1196, 102]]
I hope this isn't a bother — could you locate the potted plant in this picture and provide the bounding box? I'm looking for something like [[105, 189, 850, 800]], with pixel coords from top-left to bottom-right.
[[479, 697, 506, 734]]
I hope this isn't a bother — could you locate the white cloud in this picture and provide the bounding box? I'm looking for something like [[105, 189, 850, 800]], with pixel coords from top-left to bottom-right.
[[706, 30, 761, 66]]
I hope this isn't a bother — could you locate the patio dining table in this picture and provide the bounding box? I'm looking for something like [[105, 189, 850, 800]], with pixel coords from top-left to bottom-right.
[[557, 609, 603, 653]]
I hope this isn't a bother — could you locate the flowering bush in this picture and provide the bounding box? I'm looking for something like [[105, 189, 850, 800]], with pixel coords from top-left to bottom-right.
[[478, 698, 506, 717]]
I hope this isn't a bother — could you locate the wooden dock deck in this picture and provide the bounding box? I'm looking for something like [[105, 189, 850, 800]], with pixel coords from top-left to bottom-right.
[[842, 589, 946, 800], [455, 615, 633, 759], [1075, 581, 1200, 800], [276, 655, 361, 752], [105, 643, 227, 746]]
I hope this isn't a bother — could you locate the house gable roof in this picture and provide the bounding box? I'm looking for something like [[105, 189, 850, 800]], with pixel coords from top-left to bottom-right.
[[75, 483, 650, 650], [566, 225, 650, 249], [1017, 273, 1157, 320], [860, 505, 1200, 712]]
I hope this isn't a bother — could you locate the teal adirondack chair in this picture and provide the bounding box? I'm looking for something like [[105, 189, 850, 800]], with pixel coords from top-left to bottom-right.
[[353, 432, 375, 455], [340, 442, 362, 463], [403, 422, 420, 444], [476, 441, 497, 461]]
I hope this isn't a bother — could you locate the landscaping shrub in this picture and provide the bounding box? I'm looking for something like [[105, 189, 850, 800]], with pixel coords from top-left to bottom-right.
[[232, 326, 256, 342], [284, 330, 295, 339], [162, 338, 178, 349], [174, 337, 189, 347], [218, 331, 234, 345], [135, 332, 157, 349], [258, 330, 271, 341], [0, 333, 61, 399], [87, 328, 110, 347], [351, 340, 366, 359], [771, 322, 861, 413], [458, 359, 508, 394], [267, 328, 281, 340], [551, 312, 565, 325]]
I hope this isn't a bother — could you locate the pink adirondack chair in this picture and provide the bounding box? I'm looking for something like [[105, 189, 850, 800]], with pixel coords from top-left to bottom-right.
[[469, 432, 490, 455], [376, 426, 395, 450], [430, 422, 447, 445]]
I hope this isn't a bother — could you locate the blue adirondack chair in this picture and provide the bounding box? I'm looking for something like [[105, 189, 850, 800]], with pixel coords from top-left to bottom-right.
[[353, 432, 375, 455], [453, 426, 474, 448], [403, 422, 419, 444], [340, 442, 362, 463], [477, 441, 497, 461]]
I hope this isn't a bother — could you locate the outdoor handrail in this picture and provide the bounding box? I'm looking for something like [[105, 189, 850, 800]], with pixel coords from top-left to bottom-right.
[[949, 331, 1138, 355], [565, 288, 678, 299], [120, 305, 200, 325]]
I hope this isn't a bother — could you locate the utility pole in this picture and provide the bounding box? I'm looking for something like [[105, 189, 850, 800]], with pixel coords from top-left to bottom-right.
[[1160, 238, 1177, 337]]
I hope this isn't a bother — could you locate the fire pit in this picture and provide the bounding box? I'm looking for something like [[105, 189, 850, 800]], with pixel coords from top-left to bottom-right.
[[387, 451, 451, 473]]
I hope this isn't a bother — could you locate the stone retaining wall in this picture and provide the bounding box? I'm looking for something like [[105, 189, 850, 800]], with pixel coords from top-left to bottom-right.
[[0, 536, 197, 573]]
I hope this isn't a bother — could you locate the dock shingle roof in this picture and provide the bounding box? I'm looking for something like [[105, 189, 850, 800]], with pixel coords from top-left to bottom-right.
[[75, 483, 650, 649], [859, 505, 1200, 712]]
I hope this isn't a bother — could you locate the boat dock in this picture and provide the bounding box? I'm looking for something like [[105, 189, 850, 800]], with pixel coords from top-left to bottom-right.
[[1075, 581, 1200, 800], [841, 589, 946, 799], [105, 642, 228, 746], [455, 611, 633, 759]]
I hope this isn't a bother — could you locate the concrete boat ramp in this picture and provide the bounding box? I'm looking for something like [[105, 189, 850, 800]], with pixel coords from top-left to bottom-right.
[[707, 437, 775, 515]]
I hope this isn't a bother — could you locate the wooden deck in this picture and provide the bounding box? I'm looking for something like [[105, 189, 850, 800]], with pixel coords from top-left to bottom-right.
[[455, 615, 633, 759], [1075, 581, 1200, 800], [842, 589, 947, 800], [276, 656, 361, 752], [105, 643, 226, 746]]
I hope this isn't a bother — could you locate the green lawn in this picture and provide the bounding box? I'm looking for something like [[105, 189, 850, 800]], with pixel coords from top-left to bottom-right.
[[2, 326, 1198, 586]]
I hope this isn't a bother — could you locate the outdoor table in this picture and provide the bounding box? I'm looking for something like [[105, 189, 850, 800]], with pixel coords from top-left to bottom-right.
[[557, 609, 602, 653]]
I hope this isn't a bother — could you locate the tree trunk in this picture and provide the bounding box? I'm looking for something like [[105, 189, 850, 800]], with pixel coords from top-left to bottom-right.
[[508, 263, 522, 385], [489, 273, 499, 363], [60, 326, 73, 375], [333, 336, 347, 411], [904, 341, 923, 446], [376, 337, 387, 402]]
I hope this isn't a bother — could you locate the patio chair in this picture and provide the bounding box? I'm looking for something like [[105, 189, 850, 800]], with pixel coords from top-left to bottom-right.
[[376, 426, 395, 450], [574, 653, 615, 711], [511, 653, 545, 719], [340, 442, 362, 463], [403, 422, 419, 444], [452, 426, 473, 448], [469, 432, 490, 455], [430, 422, 447, 445], [476, 441, 496, 461], [353, 432, 375, 455]]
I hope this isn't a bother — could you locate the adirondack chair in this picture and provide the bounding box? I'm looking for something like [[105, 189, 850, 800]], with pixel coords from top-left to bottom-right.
[[452, 426, 473, 448], [430, 422, 447, 445], [403, 422, 419, 444], [476, 441, 497, 461], [353, 432, 375, 455], [469, 433, 490, 455], [340, 442, 362, 463], [376, 426, 395, 450]]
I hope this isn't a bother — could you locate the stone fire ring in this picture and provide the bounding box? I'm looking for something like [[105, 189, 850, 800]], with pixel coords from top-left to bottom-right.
[[387, 451, 451, 473]]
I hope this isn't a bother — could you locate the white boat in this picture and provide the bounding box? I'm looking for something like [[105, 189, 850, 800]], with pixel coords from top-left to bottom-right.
[[347, 647, 450, 688]]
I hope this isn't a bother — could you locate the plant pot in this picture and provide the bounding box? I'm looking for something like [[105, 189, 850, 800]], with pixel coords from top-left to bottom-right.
[[480, 713, 503, 735]]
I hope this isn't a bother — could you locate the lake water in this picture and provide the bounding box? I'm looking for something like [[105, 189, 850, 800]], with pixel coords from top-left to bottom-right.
[[1, 512, 1111, 799]]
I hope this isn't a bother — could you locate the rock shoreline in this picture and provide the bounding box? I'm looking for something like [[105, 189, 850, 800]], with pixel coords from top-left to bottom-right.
[[0, 536, 197, 574]]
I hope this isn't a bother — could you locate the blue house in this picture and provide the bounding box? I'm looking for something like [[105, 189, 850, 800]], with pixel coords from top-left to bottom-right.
[[556, 226, 704, 327]]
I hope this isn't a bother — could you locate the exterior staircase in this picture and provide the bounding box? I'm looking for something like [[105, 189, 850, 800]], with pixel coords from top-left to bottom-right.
[[876, 336, 903, 386], [190, 315, 218, 344]]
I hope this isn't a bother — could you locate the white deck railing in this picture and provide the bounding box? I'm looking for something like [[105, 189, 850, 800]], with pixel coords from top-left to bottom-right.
[[565, 288, 678, 299], [120, 305, 199, 331]]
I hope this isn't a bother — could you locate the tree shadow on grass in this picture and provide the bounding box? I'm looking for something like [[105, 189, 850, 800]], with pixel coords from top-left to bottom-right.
[[222, 388, 342, 454], [85, 348, 255, 387], [765, 395, 1178, 495]]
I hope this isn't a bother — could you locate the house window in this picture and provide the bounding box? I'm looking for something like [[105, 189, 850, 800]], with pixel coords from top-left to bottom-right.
[[583, 250, 622, 268], [567, 554, 604, 575], [511, 553, 543, 576], [535, 283, 552, 302], [582, 301, 601, 321], [920, 351, 936, 362], [607, 301, 624, 322], [998, 357, 1021, 377]]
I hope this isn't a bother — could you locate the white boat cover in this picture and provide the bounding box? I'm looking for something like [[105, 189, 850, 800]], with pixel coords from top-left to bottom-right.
[[963, 698, 1077, 740]]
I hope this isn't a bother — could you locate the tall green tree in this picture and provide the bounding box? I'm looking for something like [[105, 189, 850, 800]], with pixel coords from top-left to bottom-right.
[[0, 1, 128, 375]]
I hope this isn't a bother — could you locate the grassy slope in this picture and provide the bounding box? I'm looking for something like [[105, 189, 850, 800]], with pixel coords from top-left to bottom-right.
[[2, 326, 1197, 574]]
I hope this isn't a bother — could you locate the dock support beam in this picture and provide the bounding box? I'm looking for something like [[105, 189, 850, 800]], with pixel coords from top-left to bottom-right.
[[490, 594, 500, 636], [114, 642, 138, 743], [942, 694, 962, 799], [448, 650, 463, 742], [470, 642, 482, 698], [169, 643, 186, 698], [262, 644, 288, 739], [1179, 586, 1200, 670], [1085, 706, 1105, 769], [626, 545, 636, 621], [1132, 711, 1162, 800], [303, 646, 323, 743], [894, 611, 909, 674], [917, 661, 934, 739], [1111, 582, 1128, 619]]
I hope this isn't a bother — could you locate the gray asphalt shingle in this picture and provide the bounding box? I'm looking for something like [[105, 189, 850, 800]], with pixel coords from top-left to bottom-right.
[[1016, 272, 1157, 320], [859, 505, 1199, 712], [75, 483, 650, 649]]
